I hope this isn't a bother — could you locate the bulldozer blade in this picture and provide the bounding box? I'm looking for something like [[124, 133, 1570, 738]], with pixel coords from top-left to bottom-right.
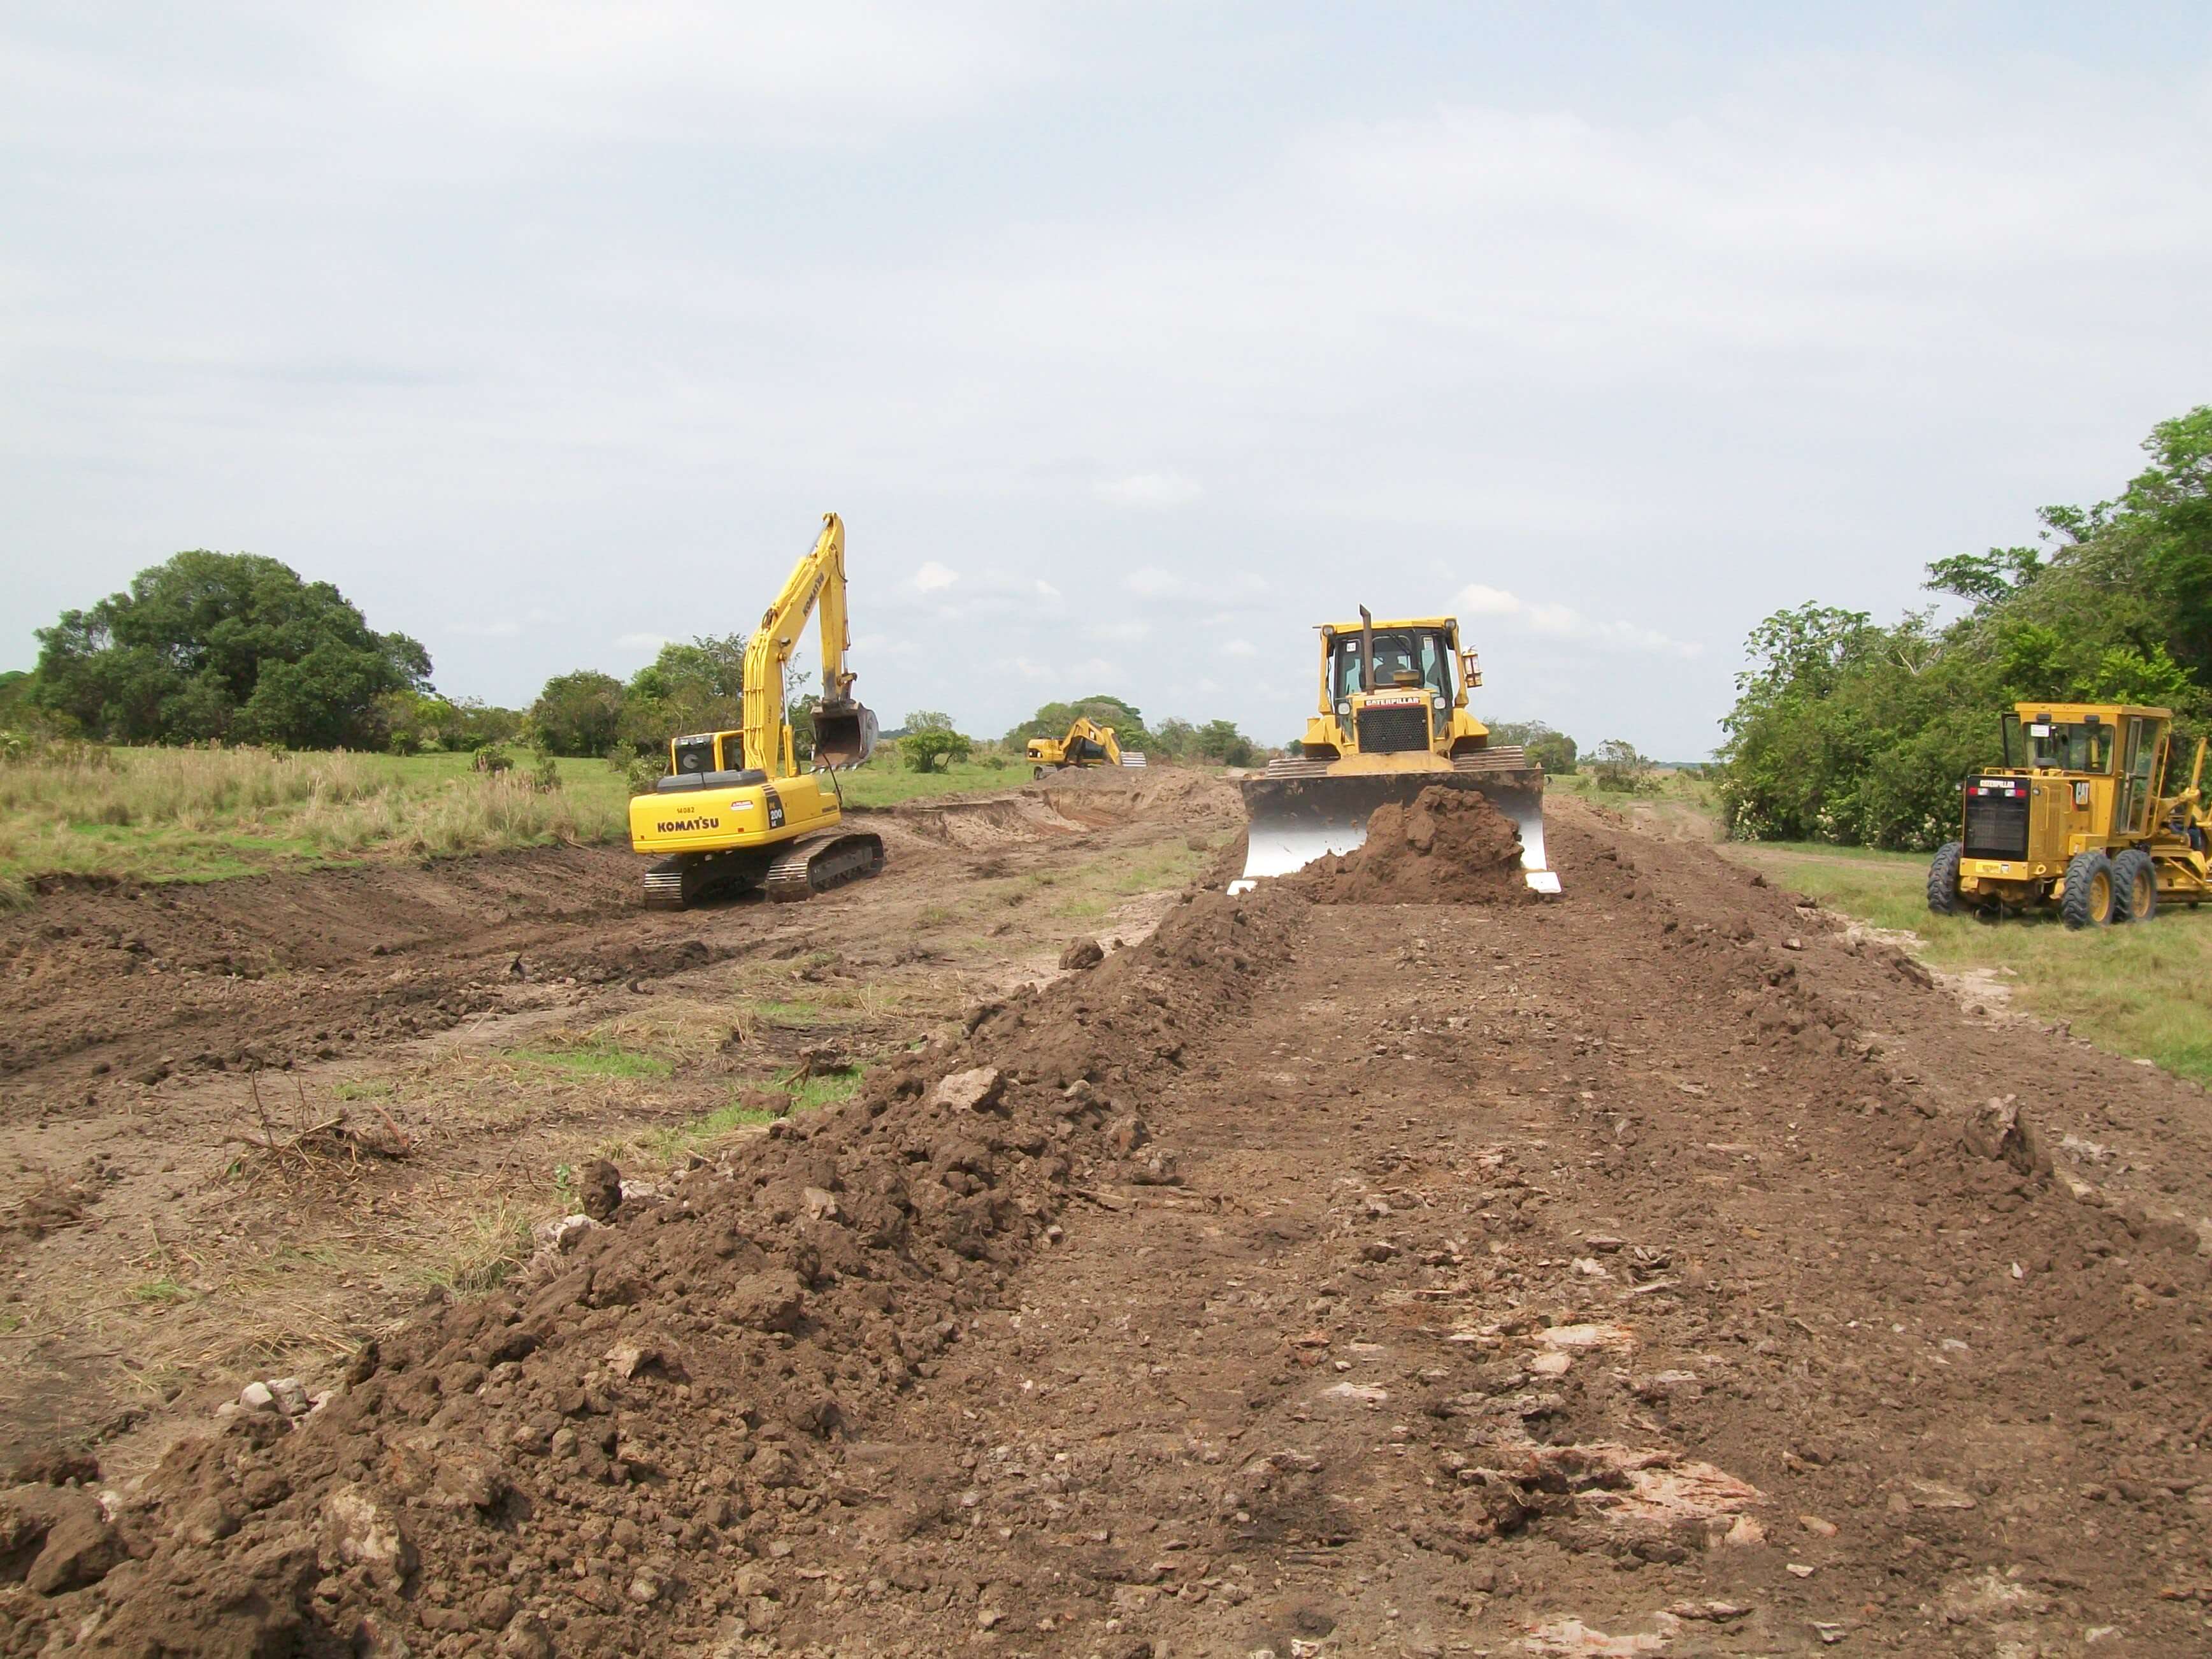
[[812, 700, 880, 769], [1232, 769, 1558, 896]]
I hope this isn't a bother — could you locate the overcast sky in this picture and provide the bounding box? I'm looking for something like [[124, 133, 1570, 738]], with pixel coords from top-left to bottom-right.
[[6, 3, 2209, 758]]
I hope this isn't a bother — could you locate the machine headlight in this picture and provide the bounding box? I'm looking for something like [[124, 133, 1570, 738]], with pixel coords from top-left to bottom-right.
[[1335, 701, 1351, 718], [1432, 695, 1447, 712]]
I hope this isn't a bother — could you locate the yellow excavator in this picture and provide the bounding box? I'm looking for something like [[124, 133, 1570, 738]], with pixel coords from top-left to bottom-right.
[[1024, 716, 1143, 779], [628, 513, 885, 910], [1233, 607, 1556, 893]]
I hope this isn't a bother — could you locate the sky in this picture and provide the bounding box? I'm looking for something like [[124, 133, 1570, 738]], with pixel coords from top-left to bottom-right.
[[4, 3, 2210, 759]]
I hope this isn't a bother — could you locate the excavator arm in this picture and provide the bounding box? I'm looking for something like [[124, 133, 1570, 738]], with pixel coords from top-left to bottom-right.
[[738, 513, 875, 775]]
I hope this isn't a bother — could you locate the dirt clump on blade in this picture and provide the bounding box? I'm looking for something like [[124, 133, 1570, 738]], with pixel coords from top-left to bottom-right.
[[1293, 784, 1530, 904], [55, 883, 1305, 1659]]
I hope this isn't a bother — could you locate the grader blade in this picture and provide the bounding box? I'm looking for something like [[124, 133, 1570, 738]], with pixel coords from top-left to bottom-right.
[[1232, 766, 1557, 895]]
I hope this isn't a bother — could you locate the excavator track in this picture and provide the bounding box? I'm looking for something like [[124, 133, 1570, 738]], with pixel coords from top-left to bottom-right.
[[763, 831, 886, 903]]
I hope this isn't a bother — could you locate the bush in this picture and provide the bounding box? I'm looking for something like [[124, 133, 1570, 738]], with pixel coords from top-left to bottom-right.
[[903, 728, 973, 772], [472, 743, 512, 776], [1590, 739, 1656, 793]]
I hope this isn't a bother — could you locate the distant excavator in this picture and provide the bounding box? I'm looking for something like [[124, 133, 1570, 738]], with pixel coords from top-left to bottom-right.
[[1232, 607, 1556, 894], [628, 514, 884, 909], [1025, 716, 1146, 779]]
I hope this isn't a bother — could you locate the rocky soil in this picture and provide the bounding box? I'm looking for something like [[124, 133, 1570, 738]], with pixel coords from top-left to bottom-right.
[[4, 788, 2212, 1656]]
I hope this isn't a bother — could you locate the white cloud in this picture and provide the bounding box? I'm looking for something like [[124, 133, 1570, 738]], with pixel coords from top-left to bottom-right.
[[1124, 566, 1188, 600], [1452, 584, 1701, 659], [1034, 578, 1061, 600], [1225, 638, 1258, 658], [343, 2, 1049, 147], [449, 618, 522, 638], [615, 631, 670, 652], [1095, 471, 1202, 508], [1088, 619, 1150, 643], [912, 561, 960, 593]]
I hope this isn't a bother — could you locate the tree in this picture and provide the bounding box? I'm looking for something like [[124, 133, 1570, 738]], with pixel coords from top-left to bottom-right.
[[1488, 720, 1578, 775], [902, 727, 973, 772], [620, 634, 748, 753], [1191, 718, 1257, 766], [29, 550, 430, 747], [902, 710, 956, 733], [1590, 739, 1656, 793], [530, 671, 628, 757]]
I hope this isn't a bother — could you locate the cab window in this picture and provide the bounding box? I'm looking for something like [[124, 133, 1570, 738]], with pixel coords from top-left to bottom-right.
[[1331, 630, 1454, 700], [2027, 721, 2112, 773]]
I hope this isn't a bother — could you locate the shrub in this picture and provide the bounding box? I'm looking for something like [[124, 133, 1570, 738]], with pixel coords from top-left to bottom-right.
[[473, 743, 513, 776], [903, 728, 973, 772], [1590, 739, 1656, 793]]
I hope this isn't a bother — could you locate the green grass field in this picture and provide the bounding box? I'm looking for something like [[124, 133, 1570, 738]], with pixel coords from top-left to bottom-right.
[[0, 744, 1023, 900], [1720, 837, 2212, 1086]]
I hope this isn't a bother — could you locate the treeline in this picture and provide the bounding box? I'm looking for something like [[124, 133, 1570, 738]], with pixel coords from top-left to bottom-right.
[[1719, 405, 2212, 849], [6, 556, 1270, 773]]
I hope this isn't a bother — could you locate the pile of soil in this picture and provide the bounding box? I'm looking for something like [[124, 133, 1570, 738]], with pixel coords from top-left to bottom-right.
[[1293, 784, 1530, 905], [20, 884, 1302, 1657]]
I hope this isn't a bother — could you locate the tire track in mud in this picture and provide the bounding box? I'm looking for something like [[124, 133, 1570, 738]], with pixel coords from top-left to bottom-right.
[[8, 796, 2212, 1655]]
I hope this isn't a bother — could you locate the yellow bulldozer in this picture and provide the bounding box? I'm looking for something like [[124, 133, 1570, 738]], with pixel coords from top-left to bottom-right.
[[1232, 607, 1556, 893], [1927, 701, 2211, 926], [629, 513, 886, 910], [1024, 716, 1144, 779]]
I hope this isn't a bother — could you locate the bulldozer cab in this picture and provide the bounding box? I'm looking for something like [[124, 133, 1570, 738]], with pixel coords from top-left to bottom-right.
[[1329, 627, 1454, 701]]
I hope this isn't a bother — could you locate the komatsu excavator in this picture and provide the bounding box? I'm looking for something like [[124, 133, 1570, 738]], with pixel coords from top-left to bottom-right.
[[1025, 716, 1144, 779], [629, 514, 884, 909], [1233, 607, 1556, 893]]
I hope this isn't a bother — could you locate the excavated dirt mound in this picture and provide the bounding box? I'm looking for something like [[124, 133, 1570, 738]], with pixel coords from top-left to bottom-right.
[[33, 887, 1300, 1656], [1292, 784, 1530, 905]]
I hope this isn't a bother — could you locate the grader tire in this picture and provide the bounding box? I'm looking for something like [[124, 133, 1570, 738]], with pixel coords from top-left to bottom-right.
[[2111, 848, 2157, 923], [2060, 849, 2116, 930], [1927, 842, 1964, 916]]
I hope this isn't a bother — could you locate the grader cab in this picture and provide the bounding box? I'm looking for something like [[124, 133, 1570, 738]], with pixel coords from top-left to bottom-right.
[[1928, 702, 2210, 928]]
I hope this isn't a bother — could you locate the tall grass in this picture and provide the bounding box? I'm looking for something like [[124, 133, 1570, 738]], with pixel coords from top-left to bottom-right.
[[0, 743, 630, 900]]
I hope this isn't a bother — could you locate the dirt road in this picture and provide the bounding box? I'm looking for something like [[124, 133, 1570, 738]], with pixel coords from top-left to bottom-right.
[[6, 784, 2212, 1655]]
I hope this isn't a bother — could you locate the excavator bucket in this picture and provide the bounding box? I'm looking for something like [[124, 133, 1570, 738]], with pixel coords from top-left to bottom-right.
[[812, 700, 879, 769], [1232, 767, 1557, 894]]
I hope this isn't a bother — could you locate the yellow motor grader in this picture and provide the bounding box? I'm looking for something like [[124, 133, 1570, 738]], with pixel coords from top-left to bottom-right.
[[1232, 607, 1556, 894], [1927, 701, 2211, 927]]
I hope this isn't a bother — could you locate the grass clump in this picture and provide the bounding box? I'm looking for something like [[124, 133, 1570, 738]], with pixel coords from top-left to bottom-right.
[[421, 1204, 534, 1295], [636, 1066, 865, 1165], [506, 1031, 672, 1080]]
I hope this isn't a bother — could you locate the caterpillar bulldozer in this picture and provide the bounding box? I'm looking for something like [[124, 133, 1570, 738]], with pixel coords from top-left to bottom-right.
[[1232, 607, 1556, 894], [1927, 701, 2211, 927], [629, 513, 886, 910], [1025, 716, 1146, 779]]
